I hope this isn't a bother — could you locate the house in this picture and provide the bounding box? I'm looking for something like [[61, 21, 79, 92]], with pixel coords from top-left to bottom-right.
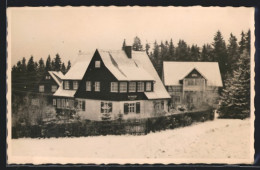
[[53, 46, 170, 120], [162, 62, 223, 110], [31, 71, 64, 106]]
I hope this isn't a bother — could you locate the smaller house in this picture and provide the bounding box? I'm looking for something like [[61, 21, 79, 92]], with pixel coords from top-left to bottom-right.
[[32, 71, 64, 106], [162, 62, 223, 110]]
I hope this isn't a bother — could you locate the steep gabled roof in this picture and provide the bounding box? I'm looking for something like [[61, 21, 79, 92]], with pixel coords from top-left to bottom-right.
[[163, 62, 223, 87], [62, 51, 94, 80], [97, 49, 154, 81], [48, 71, 64, 86]]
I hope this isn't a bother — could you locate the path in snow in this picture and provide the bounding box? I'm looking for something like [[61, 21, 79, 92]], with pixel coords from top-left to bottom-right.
[[10, 118, 252, 163]]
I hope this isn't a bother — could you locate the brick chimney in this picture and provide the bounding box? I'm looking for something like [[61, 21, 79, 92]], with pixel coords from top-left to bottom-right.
[[123, 46, 132, 58]]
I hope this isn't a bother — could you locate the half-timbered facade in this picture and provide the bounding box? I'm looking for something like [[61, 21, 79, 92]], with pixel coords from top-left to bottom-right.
[[162, 62, 223, 110], [54, 46, 170, 120]]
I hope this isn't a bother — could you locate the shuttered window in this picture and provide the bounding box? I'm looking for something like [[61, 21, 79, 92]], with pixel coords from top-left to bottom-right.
[[124, 103, 129, 114], [101, 102, 112, 113], [136, 102, 140, 113], [124, 102, 141, 114]]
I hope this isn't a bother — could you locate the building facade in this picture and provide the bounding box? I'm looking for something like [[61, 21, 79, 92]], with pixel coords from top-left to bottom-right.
[[162, 62, 223, 110], [53, 46, 170, 120]]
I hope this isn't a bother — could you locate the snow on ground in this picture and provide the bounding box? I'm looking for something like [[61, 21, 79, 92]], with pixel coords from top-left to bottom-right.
[[9, 118, 253, 164]]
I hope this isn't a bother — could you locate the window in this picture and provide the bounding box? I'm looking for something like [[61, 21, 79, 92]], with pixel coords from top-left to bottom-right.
[[51, 85, 57, 92], [111, 82, 118, 92], [53, 99, 56, 106], [161, 101, 164, 110], [146, 82, 152, 91], [39, 85, 44, 92], [129, 82, 136, 92], [124, 102, 140, 114], [95, 61, 101, 68], [137, 82, 144, 92], [174, 96, 181, 103], [31, 99, 39, 106], [66, 99, 70, 108], [78, 100, 85, 111], [57, 99, 61, 108], [86, 81, 91, 91], [120, 82, 127, 93], [45, 75, 51, 80], [62, 99, 66, 108], [64, 81, 70, 89], [101, 102, 112, 113], [73, 81, 78, 90], [95, 81, 100, 92]]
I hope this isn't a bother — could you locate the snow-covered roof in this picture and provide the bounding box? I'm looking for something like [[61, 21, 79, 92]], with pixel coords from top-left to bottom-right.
[[130, 51, 170, 99], [53, 82, 77, 97], [63, 52, 94, 80], [163, 62, 223, 87], [48, 71, 64, 86], [97, 49, 155, 81]]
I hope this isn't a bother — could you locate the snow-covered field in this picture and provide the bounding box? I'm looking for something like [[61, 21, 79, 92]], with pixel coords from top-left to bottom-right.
[[8, 118, 253, 164]]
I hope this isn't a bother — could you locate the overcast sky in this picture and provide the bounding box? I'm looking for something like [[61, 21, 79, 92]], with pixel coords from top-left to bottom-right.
[[8, 6, 254, 66]]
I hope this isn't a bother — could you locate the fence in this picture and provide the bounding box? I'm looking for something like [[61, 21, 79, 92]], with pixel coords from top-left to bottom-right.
[[12, 109, 214, 138]]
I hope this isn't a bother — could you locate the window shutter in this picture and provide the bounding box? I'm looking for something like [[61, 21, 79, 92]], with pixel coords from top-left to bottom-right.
[[108, 102, 112, 113], [82, 101, 85, 111], [74, 100, 78, 108], [101, 102, 104, 113], [124, 103, 128, 114], [136, 102, 140, 113]]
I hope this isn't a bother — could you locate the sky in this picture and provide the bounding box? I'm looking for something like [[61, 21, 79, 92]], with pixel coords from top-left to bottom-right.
[[7, 6, 254, 66]]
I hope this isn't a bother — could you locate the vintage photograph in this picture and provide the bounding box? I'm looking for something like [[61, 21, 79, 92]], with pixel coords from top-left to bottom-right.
[[7, 6, 254, 164]]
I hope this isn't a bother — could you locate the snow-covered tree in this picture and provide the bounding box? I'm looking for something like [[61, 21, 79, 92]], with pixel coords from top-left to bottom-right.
[[218, 50, 250, 119]]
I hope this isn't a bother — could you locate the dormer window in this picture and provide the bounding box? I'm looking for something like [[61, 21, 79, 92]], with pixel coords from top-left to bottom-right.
[[95, 61, 101, 68], [45, 75, 51, 80], [137, 82, 144, 92], [64, 81, 70, 89], [73, 81, 78, 90], [146, 82, 152, 91]]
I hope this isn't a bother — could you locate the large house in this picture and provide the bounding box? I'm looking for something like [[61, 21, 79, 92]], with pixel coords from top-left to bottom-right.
[[162, 62, 223, 110], [53, 46, 170, 120]]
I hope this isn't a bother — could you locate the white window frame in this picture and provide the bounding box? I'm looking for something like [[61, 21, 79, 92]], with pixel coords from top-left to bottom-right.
[[86, 81, 91, 91], [39, 85, 44, 92], [73, 81, 78, 90], [95, 81, 100, 92], [128, 103, 136, 113], [129, 82, 136, 92], [137, 82, 144, 92], [64, 81, 70, 89], [146, 82, 152, 91], [57, 99, 61, 108], [101, 102, 112, 113], [95, 61, 101, 68], [110, 82, 118, 92], [120, 82, 127, 93], [45, 75, 51, 80], [51, 85, 57, 92]]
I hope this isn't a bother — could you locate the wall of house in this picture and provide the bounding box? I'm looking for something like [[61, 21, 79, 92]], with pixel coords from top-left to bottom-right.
[[37, 72, 59, 94], [76, 99, 168, 121]]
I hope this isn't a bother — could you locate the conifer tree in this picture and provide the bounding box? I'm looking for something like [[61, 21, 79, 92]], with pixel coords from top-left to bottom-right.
[[175, 40, 190, 61], [239, 31, 246, 54], [245, 29, 251, 55], [54, 53, 62, 71], [61, 62, 66, 74], [122, 39, 126, 49], [66, 60, 71, 73], [227, 33, 240, 73], [132, 36, 143, 51], [212, 31, 228, 80], [201, 44, 214, 61], [45, 55, 52, 71], [145, 42, 150, 55], [38, 58, 45, 73], [169, 39, 175, 60], [190, 45, 200, 61], [219, 50, 250, 119], [27, 56, 36, 72]]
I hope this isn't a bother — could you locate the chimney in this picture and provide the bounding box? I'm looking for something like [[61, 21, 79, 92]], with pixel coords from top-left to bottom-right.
[[124, 46, 132, 58]]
